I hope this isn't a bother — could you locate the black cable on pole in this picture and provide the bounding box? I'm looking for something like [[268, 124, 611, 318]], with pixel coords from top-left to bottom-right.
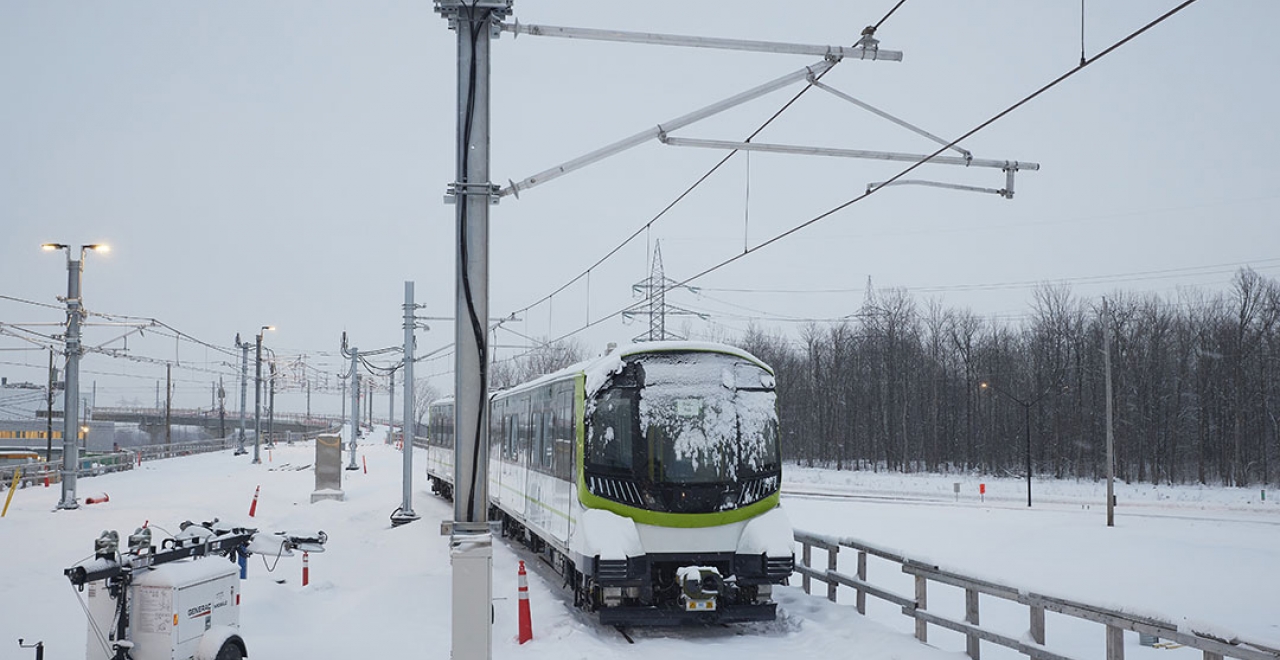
[[516, 0, 1201, 352], [458, 0, 489, 523], [873, 0, 908, 31]]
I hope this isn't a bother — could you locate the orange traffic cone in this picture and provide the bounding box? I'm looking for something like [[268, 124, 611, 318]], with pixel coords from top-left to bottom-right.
[[517, 560, 533, 644], [249, 485, 260, 517]]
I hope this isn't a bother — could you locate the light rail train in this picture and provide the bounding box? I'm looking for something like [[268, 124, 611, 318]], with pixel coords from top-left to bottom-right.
[[425, 341, 794, 625]]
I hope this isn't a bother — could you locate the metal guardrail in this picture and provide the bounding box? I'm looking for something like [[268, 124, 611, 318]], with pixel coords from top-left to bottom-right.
[[0, 431, 334, 491], [794, 529, 1280, 660]]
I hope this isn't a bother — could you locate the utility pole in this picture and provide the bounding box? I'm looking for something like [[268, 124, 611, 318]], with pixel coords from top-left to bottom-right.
[[438, 2, 505, 657], [54, 248, 91, 509], [391, 280, 420, 527], [253, 326, 273, 465], [1104, 297, 1116, 527], [388, 372, 395, 445], [268, 361, 276, 449], [235, 335, 249, 455], [165, 363, 172, 448], [46, 349, 55, 463], [218, 377, 226, 440], [342, 334, 360, 471]]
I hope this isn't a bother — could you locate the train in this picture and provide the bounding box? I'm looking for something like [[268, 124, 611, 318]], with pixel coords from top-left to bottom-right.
[[424, 341, 794, 625]]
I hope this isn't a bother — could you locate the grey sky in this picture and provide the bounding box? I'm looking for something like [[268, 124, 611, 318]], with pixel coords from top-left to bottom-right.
[[2, 1, 1276, 416]]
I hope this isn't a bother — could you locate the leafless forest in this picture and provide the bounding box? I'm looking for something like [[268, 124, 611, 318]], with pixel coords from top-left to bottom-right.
[[739, 269, 1280, 487]]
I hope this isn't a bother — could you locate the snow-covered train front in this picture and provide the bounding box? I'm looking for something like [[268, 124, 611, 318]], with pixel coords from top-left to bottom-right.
[[425, 341, 794, 625]]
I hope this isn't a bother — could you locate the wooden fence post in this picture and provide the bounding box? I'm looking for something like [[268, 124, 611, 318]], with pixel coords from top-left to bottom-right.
[[966, 587, 980, 660], [827, 545, 839, 602], [1106, 625, 1124, 660], [1031, 605, 1046, 645], [802, 542, 811, 595], [856, 550, 868, 615], [914, 574, 928, 642]]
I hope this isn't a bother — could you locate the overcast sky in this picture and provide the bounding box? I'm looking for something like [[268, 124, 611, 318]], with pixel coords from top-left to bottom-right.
[[1, 1, 1276, 416]]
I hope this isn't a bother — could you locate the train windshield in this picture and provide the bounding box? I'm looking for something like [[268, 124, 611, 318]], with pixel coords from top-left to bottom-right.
[[635, 352, 779, 485], [586, 349, 780, 510]]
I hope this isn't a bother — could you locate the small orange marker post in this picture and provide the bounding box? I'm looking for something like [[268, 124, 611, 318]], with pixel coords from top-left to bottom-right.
[[249, 485, 260, 517], [362, 456, 367, 474], [302, 551, 310, 586], [979, 483, 986, 503]]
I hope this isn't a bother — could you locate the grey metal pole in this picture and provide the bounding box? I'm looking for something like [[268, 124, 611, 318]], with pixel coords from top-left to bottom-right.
[[46, 348, 54, 463], [439, 3, 504, 658], [253, 332, 262, 464], [268, 361, 276, 448], [347, 348, 360, 470], [236, 336, 248, 455], [218, 377, 226, 440], [1104, 297, 1116, 526], [165, 363, 172, 448], [57, 256, 83, 510], [388, 374, 395, 445], [392, 280, 419, 526]]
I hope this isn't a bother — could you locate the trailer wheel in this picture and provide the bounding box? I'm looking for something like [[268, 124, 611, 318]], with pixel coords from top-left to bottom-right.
[[215, 640, 244, 660]]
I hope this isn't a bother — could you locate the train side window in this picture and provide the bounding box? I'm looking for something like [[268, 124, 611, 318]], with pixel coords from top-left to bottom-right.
[[531, 411, 542, 469], [505, 415, 516, 462], [541, 412, 554, 470], [588, 389, 634, 472]]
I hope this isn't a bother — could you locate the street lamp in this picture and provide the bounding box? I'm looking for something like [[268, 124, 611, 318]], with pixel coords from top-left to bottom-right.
[[979, 378, 1058, 508], [253, 325, 275, 464], [42, 242, 109, 510]]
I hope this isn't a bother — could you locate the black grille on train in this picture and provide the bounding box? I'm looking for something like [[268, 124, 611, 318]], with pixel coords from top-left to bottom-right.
[[587, 475, 644, 507], [737, 475, 780, 506], [595, 559, 630, 581], [764, 555, 794, 580]]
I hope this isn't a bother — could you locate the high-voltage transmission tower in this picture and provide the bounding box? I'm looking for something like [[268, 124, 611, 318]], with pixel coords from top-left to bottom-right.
[[626, 241, 706, 342]]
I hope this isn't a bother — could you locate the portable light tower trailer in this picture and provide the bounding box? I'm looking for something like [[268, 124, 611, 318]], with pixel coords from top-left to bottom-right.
[[65, 522, 326, 660]]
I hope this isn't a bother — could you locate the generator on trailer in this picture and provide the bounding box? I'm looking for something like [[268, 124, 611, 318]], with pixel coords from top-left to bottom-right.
[[65, 520, 326, 660]]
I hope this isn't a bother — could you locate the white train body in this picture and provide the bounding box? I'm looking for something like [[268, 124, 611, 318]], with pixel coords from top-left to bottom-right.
[[425, 341, 794, 625]]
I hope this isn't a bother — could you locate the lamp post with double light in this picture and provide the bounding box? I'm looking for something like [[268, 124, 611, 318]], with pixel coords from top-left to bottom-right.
[[42, 242, 109, 510]]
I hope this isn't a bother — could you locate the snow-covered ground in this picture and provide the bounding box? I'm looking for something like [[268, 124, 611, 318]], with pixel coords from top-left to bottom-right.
[[2, 429, 1276, 660]]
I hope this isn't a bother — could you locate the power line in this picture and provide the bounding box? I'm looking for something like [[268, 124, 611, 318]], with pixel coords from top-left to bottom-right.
[[512, 0, 1203, 354], [0, 294, 64, 311], [697, 258, 1280, 295], [500, 46, 842, 326]]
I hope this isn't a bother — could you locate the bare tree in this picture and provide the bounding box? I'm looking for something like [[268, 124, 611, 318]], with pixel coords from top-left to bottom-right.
[[490, 337, 589, 390]]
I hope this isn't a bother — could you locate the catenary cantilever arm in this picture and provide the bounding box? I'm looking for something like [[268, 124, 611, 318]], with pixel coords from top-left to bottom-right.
[[499, 58, 840, 198], [500, 20, 903, 61]]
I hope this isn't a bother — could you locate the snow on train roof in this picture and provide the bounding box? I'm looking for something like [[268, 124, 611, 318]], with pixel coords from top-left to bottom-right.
[[432, 341, 771, 404]]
